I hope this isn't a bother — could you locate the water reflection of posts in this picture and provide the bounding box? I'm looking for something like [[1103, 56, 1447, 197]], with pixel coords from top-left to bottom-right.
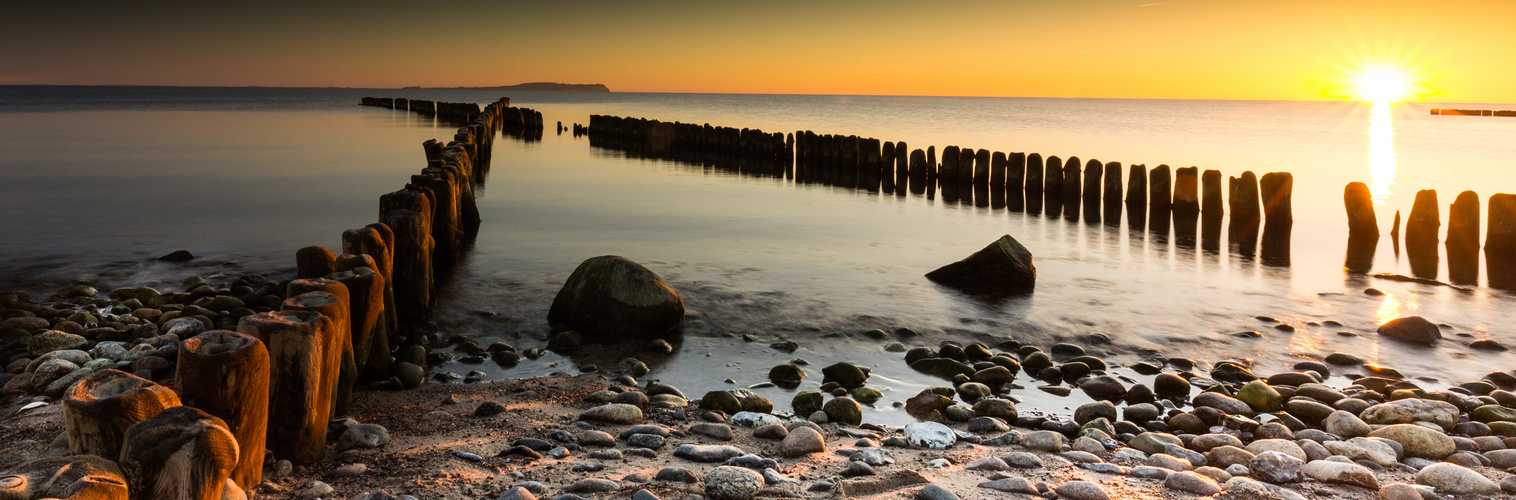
[[1259, 172, 1293, 266], [1228, 171, 1260, 257], [1200, 169, 1223, 252], [1486, 194, 1516, 290], [1148, 164, 1172, 242], [1446, 191, 1481, 285], [1405, 189, 1441, 279], [1343, 182, 1379, 274], [1126, 163, 1147, 231], [1024, 153, 1044, 215]]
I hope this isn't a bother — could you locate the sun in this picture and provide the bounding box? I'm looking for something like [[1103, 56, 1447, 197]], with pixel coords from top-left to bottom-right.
[[1351, 65, 1413, 103]]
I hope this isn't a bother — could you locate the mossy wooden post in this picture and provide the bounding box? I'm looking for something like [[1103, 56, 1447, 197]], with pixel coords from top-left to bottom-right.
[[175, 330, 268, 489], [283, 282, 352, 417], [1007, 152, 1026, 212], [119, 406, 237, 500], [295, 246, 337, 279], [1062, 157, 1082, 220], [1103, 162, 1123, 225], [330, 267, 385, 383], [1126, 164, 1147, 230], [236, 310, 333, 466], [1446, 190, 1480, 284], [1044, 155, 1063, 218], [63, 369, 181, 460], [1082, 158, 1102, 224], [1259, 172, 1294, 266], [1200, 169, 1223, 250]]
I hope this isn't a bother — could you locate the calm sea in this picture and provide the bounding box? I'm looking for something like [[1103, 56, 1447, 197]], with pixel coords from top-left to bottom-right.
[[3, 86, 1514, 421]]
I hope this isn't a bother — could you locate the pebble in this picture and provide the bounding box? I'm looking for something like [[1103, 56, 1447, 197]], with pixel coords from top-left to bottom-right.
[[579, 404, 643, 425], [654, 467, 698, 483], [852, 448, 895, 466], [1164, 471, 1222, 495], [841, 461, 876, 477], [691, 423, 735, 441], [724, 454, 778, 470], [977, 477, 1036, 494], [451, 450, 483, 463], [916, 484, 959, 500], [904, 422, 956, 449], [1003, 451, 1043, 468], [1414, 462, 1500, 495], [673, 444, 746, 463], [1054, 481, 1110, 500], [298, 482, 334, 499], [1250, 451, 1303, 484], [578, 431, 615, 447], [325, 463, 366, 478], [626, 434, 665, 449], [779, 426, 825, 458], [1022, 430, 1064, 452], [563, 479, 618, 494], [964, 456, 1010, 471], [631, 489, 659, 500], [497, 486, 536, 500], [1301, 460, 1379, 489]]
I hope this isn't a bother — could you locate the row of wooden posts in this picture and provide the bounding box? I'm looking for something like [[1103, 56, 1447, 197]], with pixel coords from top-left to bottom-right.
[[361, 96, 547, 138], [1344, 183, 1516, 287], [56, 98, 517, 500], [585, 116, 1296, 263], [1430, 108, 1516, 117]]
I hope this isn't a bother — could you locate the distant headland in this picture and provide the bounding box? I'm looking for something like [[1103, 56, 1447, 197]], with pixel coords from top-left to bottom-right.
[[404, 82, 610, 92]]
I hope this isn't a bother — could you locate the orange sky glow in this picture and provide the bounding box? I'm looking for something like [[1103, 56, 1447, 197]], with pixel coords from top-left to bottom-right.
[[3, 0, 1512, 103]]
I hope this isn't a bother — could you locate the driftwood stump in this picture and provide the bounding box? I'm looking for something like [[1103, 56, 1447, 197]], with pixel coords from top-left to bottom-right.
[[329, 267, 385, 383], [236, 310, 334, 466], [0, 455, 129, 500], [175, 330, 268, 489], [295, 246, 337, 280], [119, 406, 237, 500], [282, 284, 353, 417], [63, 369, 181, 460]]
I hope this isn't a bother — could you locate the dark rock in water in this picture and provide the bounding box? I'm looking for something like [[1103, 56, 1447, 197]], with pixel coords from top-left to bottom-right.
[[159, 250, 194, 262], [1324, 352, 1363, 365], [547, 256, 684, 338], [1377, 316, 1441, 345], [821, 362, 869, 388], [925, 235, 1036, 296], [475, 401, 507, 417]]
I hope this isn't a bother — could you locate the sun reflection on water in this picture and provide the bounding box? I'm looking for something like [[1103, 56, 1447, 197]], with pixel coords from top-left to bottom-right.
[[1367, 102, 1396, 206]]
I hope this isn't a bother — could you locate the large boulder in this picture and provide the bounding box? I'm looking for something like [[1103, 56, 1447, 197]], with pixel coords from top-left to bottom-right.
[[925, 235, 1036, 296], [1376, 316, 1440, 345], [547, 256, 684, 338]]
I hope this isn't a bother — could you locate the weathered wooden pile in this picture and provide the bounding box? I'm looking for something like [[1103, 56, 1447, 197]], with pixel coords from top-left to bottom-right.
[[31, 98, 517, 500], [362, 96, 545, 134], [1346, 183, 1516, 287], [587, 115, 793, 177], [588, 118, 1294, 263]]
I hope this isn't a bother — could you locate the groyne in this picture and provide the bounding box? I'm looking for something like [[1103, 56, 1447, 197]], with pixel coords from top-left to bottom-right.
[[1344, 183, 1516, 288], [1431, 108, 1516, 117], [585, 115, 1294, 264]]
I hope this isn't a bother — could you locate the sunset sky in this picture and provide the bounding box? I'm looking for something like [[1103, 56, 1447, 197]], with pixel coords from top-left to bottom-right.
[[4, 0, 1512, 103]]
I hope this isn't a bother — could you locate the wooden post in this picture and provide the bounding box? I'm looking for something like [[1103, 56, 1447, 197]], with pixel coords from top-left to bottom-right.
[[330, 267, 385, 383], [1044, 155, 1063, 218], [1126, 164, 1147, 230], [1229, 171, 1261, 255], [236, 310, 334, 466], [176, 330, 268, 490], [1173, 166, 1200, 226], [1343, 182, 1378, 237], [909, 149, 927, 195], [283, 282, 353, 417], [63, 369, 181, 460], [895, 141, 909, 195], [384, 208, 435, 324], [1200, 169, 1223, 250], [1062, 156, 1081, 220], [990, 152, 1007, 209], [1082, 158, 1102, 224], [974, 149, 991, 189], [1103, 162, 1123, 225], [1405, 189, 1440, 254], [119, 406, 238, 500], [1489, 194, 1516, 290], [1259, 172, 1294, 266], [1007, 152, 1026, 212], [1148, 165, 1172, 236], [295, 246, 337, 279], [1446, 190, 1480, 284]]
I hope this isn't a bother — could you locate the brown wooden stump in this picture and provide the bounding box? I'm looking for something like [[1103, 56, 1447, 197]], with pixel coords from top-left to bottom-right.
[[1229, 172, 1261, 256], [236, 310, 335, 466], [1344, 182, 1379, 237], [385, 208, 435, 325], [1172, 167, 1200, 245], [119, 406, 237, 500], [1062, 157, 1082, 221], [908, 149, 927, 195], [1082, 158, 1102, 224], [974, 149, 991, 189], [1103, 162, 1123, 225], [1447, 190, 1480, 284], [295, 246, 337, 280], [1148, 165, 1172, 238], [1043, 155, 1063, 218], [63, 369, 180, 460], [1201, 169, 1223, 251], [1259, 172, 1294, 266], [1126, 164, 1147, 230], [330, 268, 385, 383], [1007, 152, 1026, 212], [0, 455, 129, 500], [1024, 153, 1044, 215], [283, 282, 353, 417], [990, 152, 1007, 209], [175, 330, 268, 489]]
